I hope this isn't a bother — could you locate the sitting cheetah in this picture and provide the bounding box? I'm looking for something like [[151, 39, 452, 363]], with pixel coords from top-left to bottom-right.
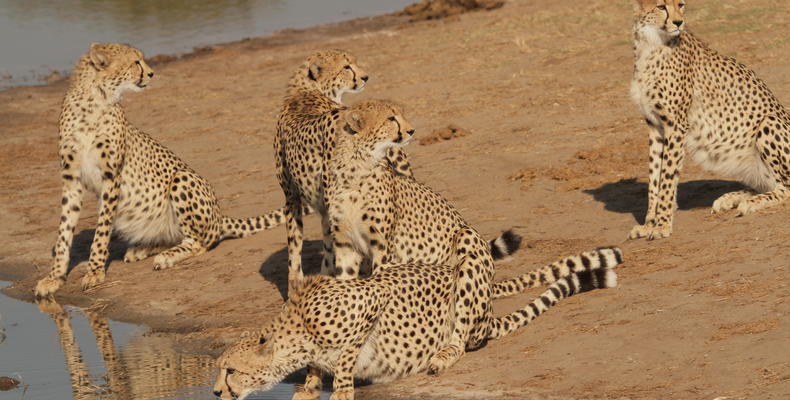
[[212, 247, 622, 400], [328, 100, 520, 281], [628, 0, 790, 240], [274, 50, 416, 283], [35, 43, 289, 297]]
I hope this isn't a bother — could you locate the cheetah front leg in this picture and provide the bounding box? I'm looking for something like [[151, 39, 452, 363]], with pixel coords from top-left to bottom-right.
[[319, 211, 336, 276], [81, 146, 124, 290], [292, 366, 323, 400], [629, 123, 685, 240], [330, 214, 365, 280], [35, 172, 85, 296], [285, 197, 306, 282], [85, 311, 130, 396], [329, 342, 367, 400]]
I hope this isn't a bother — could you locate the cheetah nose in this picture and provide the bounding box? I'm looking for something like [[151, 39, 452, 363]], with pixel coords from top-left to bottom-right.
[[213, 390, 222, 397], [361, 75, 369, 82], [672, 20, 683, 27], [407, 129, 415, 136], [148, 72, 154, 78]]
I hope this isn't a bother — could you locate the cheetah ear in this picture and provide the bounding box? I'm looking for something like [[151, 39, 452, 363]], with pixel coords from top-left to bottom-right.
[[307, 63, 322, 81], [89, 43, 111, 70], [343, 110, 364, 135], [633, 0, 656, 11]]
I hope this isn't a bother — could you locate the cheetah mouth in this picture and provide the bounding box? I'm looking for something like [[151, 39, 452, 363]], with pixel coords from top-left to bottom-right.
[[136, 82, 147, 88]]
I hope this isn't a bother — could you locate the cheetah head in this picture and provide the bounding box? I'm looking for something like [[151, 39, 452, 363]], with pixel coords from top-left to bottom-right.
[[212, 313, 316, 399], [633, 0, 686, 44], [290, 50, 369, 104], [342, 100, 415, 161], [82, 43, 155, 103]]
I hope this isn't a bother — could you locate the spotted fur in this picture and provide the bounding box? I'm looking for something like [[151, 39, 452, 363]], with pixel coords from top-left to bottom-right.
[[628, 0, 790, 240], [212, 250, 620, 400], [34, 43, 288, 297], [327, 100, 521, 281], [274, 50, 417, 283]]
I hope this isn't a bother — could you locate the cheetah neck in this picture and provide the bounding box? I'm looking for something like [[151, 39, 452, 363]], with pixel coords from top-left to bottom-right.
[[332, 138, 381, 189], [68, 57, 124, 105], [61, 80, 120, 139], [287, 68, 338, 105], [632, 19, 686, 60]]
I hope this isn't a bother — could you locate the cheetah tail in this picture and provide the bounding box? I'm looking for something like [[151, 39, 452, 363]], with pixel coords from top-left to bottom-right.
[[491, 246, 623, 299], [220, 204, 315, 240], [487, 268, 618, 340], [489, 229, 523, 260]]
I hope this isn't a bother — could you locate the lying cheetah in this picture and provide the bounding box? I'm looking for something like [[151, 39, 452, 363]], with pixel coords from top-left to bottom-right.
[[328, 100, 521, 281], [35, 43, 288, 297], [629, 0, 790, 240], [274, 50, 415, 283], [212, 247, 622, 400]]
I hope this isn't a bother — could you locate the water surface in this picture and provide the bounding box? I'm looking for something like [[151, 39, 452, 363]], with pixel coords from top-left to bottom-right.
[[0, 0, 415, 88], [0, 282, 326, 399]]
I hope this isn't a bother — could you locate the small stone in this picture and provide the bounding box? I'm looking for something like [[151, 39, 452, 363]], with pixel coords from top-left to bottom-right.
[[0, 377, 20, 391]]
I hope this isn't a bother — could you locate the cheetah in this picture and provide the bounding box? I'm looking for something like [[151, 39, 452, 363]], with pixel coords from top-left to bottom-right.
[[628, 0, 790, 240], [212, 247, 622, 400], [273, 99, 602, 396], [34, 43, 289, 297], [328, 100, 521, 281], [274, 50, 416, 283]]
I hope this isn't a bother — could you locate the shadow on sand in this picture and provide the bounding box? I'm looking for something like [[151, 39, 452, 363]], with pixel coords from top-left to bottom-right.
[[583, 178, 746, 223], [258, 240, 325, 301], [65, 229, 128, 273]]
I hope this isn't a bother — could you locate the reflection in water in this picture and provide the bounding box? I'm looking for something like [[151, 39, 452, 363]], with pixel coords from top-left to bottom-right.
[[34, 298, 215, 399]]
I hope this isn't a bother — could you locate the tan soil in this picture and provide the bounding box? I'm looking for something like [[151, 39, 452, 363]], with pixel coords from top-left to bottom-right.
[[1, 0, 788, 399]]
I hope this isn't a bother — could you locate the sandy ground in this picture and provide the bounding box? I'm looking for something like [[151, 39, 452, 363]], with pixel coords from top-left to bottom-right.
[[1, 0, 788, 399]]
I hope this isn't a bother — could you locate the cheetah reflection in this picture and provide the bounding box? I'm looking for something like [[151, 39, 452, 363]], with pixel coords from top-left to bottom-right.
[[35, 298, 214, 399]]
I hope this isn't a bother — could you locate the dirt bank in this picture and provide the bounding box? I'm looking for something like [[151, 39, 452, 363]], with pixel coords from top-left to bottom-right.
[[1, 0, 788, 399]]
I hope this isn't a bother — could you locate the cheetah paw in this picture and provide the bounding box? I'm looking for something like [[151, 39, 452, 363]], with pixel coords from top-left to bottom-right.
[[427, 347, 460, 376], [627, 223, 672, 240], [711, 191, 752, 214], [291, 386, 321, 400], [35, 296, 66, 315], [80, 269, 106, 291], [152, 255, 173, 271], [124, 247, 146, 263], [329, 388, 354, 400], [34, 276, 64, 298]]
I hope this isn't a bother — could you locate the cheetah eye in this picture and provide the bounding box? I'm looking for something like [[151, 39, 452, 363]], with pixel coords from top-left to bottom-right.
[[678, 2, 685, 7], [344, 65, 352, 70], [135, 60, 141, 65], [656, 4, 667, 10], [226, 368, 236, 375], [388, 116, 396, 121]]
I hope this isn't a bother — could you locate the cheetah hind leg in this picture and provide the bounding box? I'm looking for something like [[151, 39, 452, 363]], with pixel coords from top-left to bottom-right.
[[734, 116, 790, 215], [735, 185, 790, 216], [124, 244, 169, 263]]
